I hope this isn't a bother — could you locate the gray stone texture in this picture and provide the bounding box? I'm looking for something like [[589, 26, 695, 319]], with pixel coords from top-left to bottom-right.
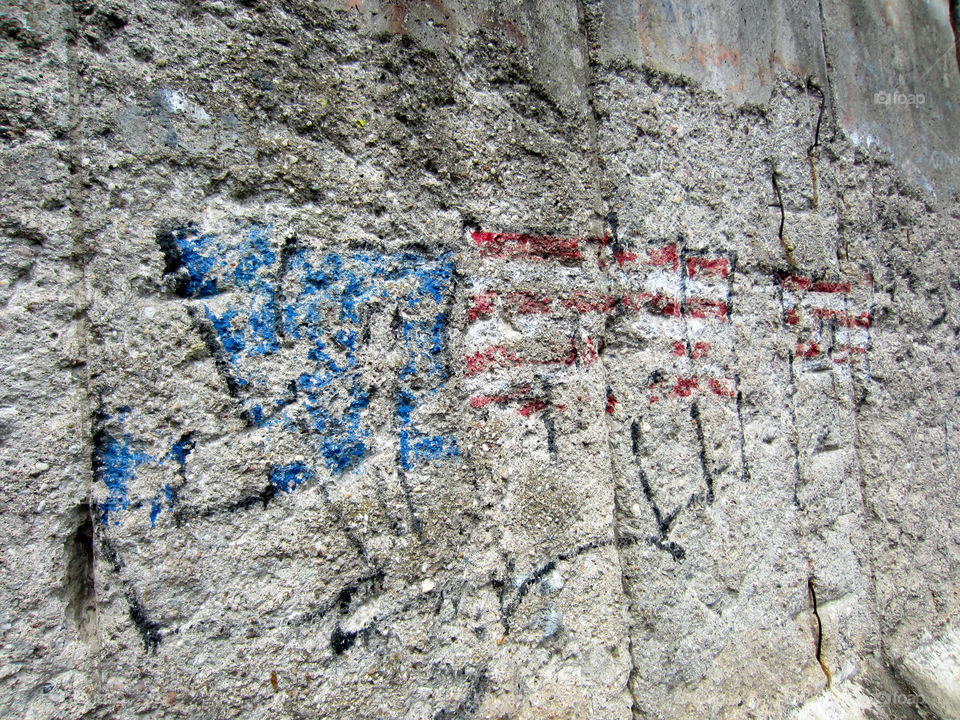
[[2, 0, 959, 718]]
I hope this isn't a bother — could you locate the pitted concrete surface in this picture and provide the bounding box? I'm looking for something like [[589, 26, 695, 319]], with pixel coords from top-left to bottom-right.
[[2, 1, 959, 718]]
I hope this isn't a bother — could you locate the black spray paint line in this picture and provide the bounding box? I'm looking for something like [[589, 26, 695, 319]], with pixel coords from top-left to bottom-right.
[[187, 305, 244, 400], [690, 402, 714, 503], [629, 419, 686, 560], [97, 536, 166, 653]]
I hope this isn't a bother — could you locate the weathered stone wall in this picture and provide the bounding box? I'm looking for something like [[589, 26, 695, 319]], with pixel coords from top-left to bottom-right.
[[3, 1, 959, 718]]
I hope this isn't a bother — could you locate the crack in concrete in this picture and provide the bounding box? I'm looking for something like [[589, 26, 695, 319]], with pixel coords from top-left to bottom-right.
[[814, 0, 836, 134], [770, 163, 793, 266], [62, 0, 106, 672], [575, 0, 646, 714], [807, 574, 833, 687], [806, 80, 826, 208]]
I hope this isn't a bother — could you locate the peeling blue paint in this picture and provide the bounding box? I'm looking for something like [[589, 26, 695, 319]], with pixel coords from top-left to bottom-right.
[[95, 417, 194, 526], [280, 248, 458, 475], [149, 484, 175, 527], [172, 225, 220, 298], [123, 224, 463, 527], [173, 222, 281, 371], [269, 462, 313, 493], [94, 433, 154, 525], [167, 437, 194, 465]]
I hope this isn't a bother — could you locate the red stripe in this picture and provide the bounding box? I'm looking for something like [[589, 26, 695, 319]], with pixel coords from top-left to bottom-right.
[[809, 308, 871, 328], [464, 338, 599, 376], [471, 231, 589, 261], [504, 291, 552, 314], [686, 257, 729, 279], [809, 281, 851, 293], [686, 297, 728, 320], [467, 292, 496, 322]]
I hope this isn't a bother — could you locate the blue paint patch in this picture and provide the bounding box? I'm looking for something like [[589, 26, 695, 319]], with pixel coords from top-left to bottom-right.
[[281, 249, 458, 474], [205, 306, 244, 361], [295, 371, 370, 474], [149, 226, 462, 518], [171, 222, 281, 376], [395, 390, 458, 471], [167, 437, 194, 465], [172, 225, 220, 298], [269, 462, 313, 493], [95, 417, 194, 527], [94, 433, 155, 525], [412, 258, 455, 304], [149, 484, 175, 527]]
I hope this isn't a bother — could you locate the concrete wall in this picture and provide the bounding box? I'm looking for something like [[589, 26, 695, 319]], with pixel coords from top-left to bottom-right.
[[3, 0, 959, 718]]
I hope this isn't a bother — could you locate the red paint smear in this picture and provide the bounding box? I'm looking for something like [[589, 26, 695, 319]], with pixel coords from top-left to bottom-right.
[[547, 337, 598, 367], [810, 308, 871, 328], [671, 376, 699, 397], [605, 393, 617, 415], [611, 243, 678, 269], [623, 292, 681, 317], [479, 11, 528, 46], [686, 297, 728, 320], [691, 341, 711, 359], [471, 231, 584, 262], [503, 291, 552, 314], [647, 244, 679, 270], [464, 345, 521, 376], [707, 377, 736, 398], [648, 375, 736, 402], [614, 249, 638, 266], [782, 274, 852, 294], [781, 274, 812, 291], [810, 281, 851, 294], [686, 257, 729, 279], [581, 337, 599, 365], [560, 293, 617, 314], [466, 291, 726, 323], [832, 345, 867, 364], [672, 341, 686, 356], [388, 0, 408, 33], [795, 341, 821, 359], [785, 308, 800, 325], [469, 384, 532, 409], [464, 338, 599, 376], [467, 292, 496, 322], [519, 399, 549, 417]]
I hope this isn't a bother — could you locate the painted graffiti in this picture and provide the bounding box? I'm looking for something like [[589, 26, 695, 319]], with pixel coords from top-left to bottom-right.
[[94, 223, 459, 526], [779, 270, 873, 370]]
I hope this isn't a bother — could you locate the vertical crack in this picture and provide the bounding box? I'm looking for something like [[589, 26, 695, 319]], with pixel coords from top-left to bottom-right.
[[807, 575, 832, 687], [575, 0, 645, 712], [806, 81, 826, 209], [813, 0, 836, 131], [63, 0, 103, 671], [770, 163, 794, 266]]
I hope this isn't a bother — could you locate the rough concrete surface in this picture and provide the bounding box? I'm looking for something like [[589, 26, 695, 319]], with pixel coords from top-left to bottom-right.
[[2, 0, 959, 718]]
